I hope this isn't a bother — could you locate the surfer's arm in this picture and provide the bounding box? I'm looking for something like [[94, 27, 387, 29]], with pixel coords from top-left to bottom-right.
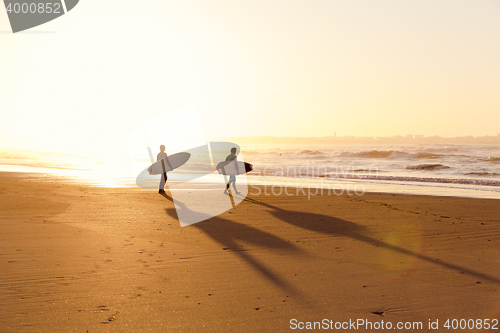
[[234, 157, 239, 174]]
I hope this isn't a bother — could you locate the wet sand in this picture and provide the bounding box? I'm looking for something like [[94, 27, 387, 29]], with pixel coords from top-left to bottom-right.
[[1, 172, 499, 332]]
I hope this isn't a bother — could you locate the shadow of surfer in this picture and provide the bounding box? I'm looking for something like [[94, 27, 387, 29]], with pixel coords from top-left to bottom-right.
[[241, 196, 500, 284], [223, 147, 241, 196], [159, 190, 173, 202], [164, 197, 307, 301]]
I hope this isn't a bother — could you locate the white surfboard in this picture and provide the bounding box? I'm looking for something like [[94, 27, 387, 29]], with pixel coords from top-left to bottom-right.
[[147, 152, 191, 175]]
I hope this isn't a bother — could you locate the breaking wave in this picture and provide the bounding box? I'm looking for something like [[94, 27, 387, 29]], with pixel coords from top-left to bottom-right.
[[483, 156, 500, 162], [337, 150, 443, 159], [297, 150, 324, 155], [404, 164, 450, 170], [465, 172, 500, 176]]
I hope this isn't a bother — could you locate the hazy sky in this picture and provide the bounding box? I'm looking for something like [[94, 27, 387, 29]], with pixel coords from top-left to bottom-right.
[[1, 0, 499, 155]]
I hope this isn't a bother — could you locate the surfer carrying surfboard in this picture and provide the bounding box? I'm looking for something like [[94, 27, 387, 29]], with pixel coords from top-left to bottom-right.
[[157, 145, 173, 194], [224, 147, 241, 195]]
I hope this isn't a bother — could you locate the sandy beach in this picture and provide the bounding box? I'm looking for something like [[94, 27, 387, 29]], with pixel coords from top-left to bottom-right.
[[1, 172, 499, 332]]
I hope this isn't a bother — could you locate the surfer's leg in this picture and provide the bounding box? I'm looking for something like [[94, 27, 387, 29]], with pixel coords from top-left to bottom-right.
[[231, 176, 241, 194], [159, 174, 166, 193], [224, 176, 234, 194]]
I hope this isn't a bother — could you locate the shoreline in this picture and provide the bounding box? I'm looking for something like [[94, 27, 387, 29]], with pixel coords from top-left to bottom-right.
[[1, 167, 500, 200]]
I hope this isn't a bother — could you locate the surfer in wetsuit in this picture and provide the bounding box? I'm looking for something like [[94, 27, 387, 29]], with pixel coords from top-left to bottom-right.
[[157, 145, 172, 194], [224, 147, 241, 195]]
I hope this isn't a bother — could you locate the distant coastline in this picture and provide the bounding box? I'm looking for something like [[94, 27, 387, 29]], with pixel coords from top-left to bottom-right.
[[216, 134, 500, 145]]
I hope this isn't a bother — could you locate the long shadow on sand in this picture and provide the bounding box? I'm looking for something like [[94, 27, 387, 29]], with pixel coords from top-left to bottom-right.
[[165, 197, 309, 298], [242, 196, 500, 284], [160, 191, 174, 202]]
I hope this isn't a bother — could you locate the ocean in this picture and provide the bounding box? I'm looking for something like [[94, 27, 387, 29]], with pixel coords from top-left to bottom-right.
[[1, 144, 499, 199], [243, 144, 500, 199]]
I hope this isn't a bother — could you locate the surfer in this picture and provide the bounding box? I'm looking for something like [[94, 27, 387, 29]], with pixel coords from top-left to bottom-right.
[[157, 145, 172, 194], [224, 147, 241, 195]]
